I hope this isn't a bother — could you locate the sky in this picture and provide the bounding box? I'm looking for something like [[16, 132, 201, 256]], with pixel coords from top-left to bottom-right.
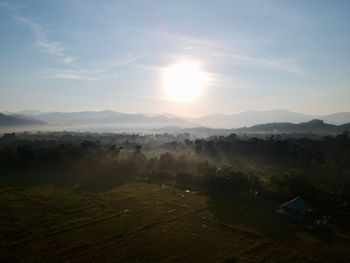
[[0, 0, 349, 117]]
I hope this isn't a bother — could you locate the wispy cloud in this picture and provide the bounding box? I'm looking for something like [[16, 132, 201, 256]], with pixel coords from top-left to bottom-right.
[[40, 54, 146, 81], [152, 33, 304, 75], [9, 12, 148, 81], [9, 11, 304, 83], [209, 50, 304, 74], [0, 0, 27, 11], [40, 68, 116, 81], [209, 72, 247, 90], [164, 33, 219, 50], [12, 15, 75, 64]]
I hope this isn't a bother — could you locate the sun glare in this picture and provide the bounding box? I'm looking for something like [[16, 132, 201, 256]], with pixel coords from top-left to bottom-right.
[[162, 61, 208, 102]]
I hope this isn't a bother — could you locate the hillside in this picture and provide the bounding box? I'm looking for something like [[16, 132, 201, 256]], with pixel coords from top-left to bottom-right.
[[30, 110, 195, 128], [10, 109, 350, 129], [0, 113, 46, 127], [156, 119, 350, 136], [192, 110, 350, 128], [193, 109, 313, 128], [235, 119, 345, 134]]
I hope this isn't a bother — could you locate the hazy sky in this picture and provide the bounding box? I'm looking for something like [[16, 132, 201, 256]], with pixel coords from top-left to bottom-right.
[[0, 0, 349, 117]]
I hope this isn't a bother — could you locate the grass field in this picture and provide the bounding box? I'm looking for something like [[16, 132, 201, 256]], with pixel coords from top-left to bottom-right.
[[1, 175, 350, 262]]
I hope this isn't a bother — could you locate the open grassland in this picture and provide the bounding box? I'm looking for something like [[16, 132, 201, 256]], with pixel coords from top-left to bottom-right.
[[1, 177, 350, 263]]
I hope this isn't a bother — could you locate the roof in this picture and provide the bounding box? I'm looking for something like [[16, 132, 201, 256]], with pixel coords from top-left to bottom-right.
[[280, 196, 312, 217]]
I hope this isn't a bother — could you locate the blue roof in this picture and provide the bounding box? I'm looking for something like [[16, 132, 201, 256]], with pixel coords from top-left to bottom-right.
[[280, 196, 312, 216]]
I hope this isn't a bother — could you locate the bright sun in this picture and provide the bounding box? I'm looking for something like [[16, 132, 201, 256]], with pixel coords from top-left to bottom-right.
[[162, 61, 208, 102]]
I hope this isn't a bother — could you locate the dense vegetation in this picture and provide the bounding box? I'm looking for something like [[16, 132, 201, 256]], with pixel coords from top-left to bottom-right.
[[1, 132, 350, 207], [1, 131, 350, 262]]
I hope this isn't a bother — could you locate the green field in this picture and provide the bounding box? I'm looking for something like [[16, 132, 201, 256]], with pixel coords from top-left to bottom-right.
[[1, 177, 350, 263]]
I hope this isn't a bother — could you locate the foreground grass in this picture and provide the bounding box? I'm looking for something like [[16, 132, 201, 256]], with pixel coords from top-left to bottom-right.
[[1, 176, 350, 262]]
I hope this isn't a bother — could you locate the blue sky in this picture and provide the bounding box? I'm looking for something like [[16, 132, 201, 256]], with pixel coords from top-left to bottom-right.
[[0, 0, 349, 117]]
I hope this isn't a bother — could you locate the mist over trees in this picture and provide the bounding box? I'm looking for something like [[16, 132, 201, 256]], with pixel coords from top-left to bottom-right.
[[1, 131, 350, 209]]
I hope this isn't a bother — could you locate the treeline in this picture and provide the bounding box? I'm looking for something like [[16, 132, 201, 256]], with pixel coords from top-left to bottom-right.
[[193, 133, 350, 169], [0, 132, 350, 209], [5, 131, 349, 170]]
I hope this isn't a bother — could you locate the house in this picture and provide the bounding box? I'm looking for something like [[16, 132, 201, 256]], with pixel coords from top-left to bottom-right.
[[276, 196, 312, 220]]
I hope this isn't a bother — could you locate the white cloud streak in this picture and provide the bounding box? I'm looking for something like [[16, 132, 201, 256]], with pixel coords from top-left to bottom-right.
[[208, 51, 303, 75], [40, 54, 146, 81], [12, 15, 75, 64], [162, 33, 304, 75], [9, 11, 303, 83], [89, 31, 303, 88], [40, 68, 114, 81], [146, 33, 305, 96], [11, 14, 145, 81]]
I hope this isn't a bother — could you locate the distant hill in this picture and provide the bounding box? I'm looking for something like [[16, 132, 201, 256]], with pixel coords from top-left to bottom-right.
[[34, 110, 122, 124], [322, 112, 350, 125], [0, 113, 46, 127], [191, 109, 350, 128], [7, 109, 350, 130], [155, 119, 350, 136], [29, 110, 196, 128], [192, 110, 313, 128], [234, 119, 346, 134]]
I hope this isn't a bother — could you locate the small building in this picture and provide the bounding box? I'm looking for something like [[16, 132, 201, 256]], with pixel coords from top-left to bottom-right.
[[276, 196, 312, 220]]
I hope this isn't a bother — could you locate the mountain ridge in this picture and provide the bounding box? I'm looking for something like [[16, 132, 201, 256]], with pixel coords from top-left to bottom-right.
[[155, 119, 350, 136], [2, 109, 350, 129], [0, 113, 46, 127]]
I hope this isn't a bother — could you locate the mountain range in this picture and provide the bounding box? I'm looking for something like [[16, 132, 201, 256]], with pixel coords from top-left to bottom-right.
[[234, 119, 350, 134], [153, 119, 350, 136], [32, 110, 193, 126], [0, 113, 46, 127], [1, 109, 350, 132], [191, 110, 350, 128]]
